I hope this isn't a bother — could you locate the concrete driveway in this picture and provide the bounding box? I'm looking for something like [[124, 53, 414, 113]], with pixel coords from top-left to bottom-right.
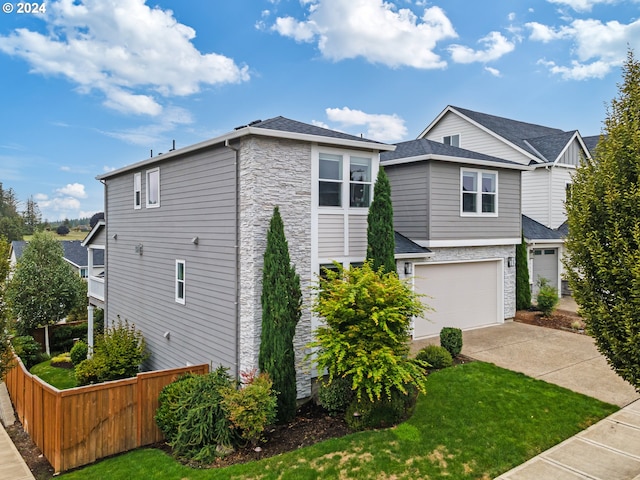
[[413, 321, 639, 407]]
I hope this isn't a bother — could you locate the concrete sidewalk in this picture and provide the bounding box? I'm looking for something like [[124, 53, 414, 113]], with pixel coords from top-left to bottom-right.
[[0, 382, 35, 480]]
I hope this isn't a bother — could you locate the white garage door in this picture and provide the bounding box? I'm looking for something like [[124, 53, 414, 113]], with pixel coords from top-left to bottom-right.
[[413, 260, 502, 339]]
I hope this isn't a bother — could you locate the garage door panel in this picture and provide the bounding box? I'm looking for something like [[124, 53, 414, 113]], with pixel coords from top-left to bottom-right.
[[413, 261, 501, 339]]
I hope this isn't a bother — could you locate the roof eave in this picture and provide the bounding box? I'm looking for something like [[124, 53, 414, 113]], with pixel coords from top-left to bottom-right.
[[382, 153, 534, 171]]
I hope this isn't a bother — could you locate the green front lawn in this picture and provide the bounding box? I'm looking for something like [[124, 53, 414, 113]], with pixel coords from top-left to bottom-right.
[[30, 359, 77, 390], [58, 362, 617, 480]]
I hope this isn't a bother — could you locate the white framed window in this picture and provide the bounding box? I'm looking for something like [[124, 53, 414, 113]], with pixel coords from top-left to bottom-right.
[[349, 156, 372, 207], [175, 260, 185, 304], [134, 172, 142, 209], [444, 134, 460, 147], [79, 267, 88, 278], [146, 167, 160, 208], [461, 168, 498, 216], [318, 152, 372, 208]]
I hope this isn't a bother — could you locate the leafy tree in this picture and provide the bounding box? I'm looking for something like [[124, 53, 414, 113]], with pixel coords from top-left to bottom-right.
[[258, 206, 302, 423], [6, 231, 85, 353], [22, 196, 42, 235], [90, 212, 105, 228], [56, 225, 70, 236], [564, 50, 640, 389], [310, 262, 429, 403], [0, 183, 24, 241], [366, 168, 396, 274], [516, 233, 531, 310], [0, 237, 14, 378]]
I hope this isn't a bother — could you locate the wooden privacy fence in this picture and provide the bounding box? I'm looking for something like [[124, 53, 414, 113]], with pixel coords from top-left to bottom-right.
[[4, 355, 208, 473]]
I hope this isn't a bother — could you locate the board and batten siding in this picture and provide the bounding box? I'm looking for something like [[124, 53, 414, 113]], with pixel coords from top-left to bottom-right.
[[384, 162, 429, 240], [557, 138, 583, 166], [105, 146, 238, 373], [428, 161, 521, 241], [424, 112, 532, 165]]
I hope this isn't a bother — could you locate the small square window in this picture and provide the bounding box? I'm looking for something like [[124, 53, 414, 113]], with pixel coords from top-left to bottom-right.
[[444, 135, 460, 147], [461, 169, 497, 216]]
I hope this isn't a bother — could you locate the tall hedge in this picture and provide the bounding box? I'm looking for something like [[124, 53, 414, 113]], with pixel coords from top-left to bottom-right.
[[516, 233, 531, 310], [366, 168, 396, 274], [259, 206, 302, 423]]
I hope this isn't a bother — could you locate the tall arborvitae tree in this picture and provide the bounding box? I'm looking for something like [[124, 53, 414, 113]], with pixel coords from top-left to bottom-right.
[[259, 206, 302, 423], [515, 233, 531, 310], [366, 168, 396, 274], [565, 50, 640, 389]]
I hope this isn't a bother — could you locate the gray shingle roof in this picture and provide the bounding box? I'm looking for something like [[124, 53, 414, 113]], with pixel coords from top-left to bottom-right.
[[394, 231, 431, 255], [381, 137, 522, 167], [582, 135, 602, 156], [11, 240, 104, 268], [251, 116, 387, 146], [452, 106, 570, 163], [522, 215, 566, 240]]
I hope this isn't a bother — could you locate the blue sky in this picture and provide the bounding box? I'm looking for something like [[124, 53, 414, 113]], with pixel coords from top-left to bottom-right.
[[0, 0, 638, 221]]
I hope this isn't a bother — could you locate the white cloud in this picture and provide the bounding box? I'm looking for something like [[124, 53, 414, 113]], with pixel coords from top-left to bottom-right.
[[324, 107, 407, 142], [528, 17, 640, 79], [546, 0, 623, 12], [37, 196, 82, 217], [272, 0, 457, 69], [485, 66, 502, 77], [103, 166, 116, 173], [100, 106, 193, 146], [0, 0, 249, 116], [60, 166, 71, 172], [34, 193, 48, 201], [448, 31, 515, 63], [56, 183, 88, 199]]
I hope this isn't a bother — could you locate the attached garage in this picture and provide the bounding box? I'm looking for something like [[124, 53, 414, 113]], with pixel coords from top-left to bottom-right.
[[412, 260, 503, 339], [531, 248, 558, 296]]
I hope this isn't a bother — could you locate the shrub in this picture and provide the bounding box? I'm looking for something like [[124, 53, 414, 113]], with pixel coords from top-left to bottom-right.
[[440, 327, 463, 358], [221, 371, 277, 445], [75, 318, 149, 385], [50, 352, 73, 368], [310, 262, 429, 404], [70, 340, 88, 366], [318, 376, 354, 416], [155, 367, 240, 462], [415, 345, 453, 371], [345, 385, 418, 431], [51, 323, 88, 354], [536, 278, 559, 317], [11, 335, 43, 369]]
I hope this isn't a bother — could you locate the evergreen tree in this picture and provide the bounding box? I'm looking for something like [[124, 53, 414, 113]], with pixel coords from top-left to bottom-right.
[[0, 182, 24, 241], [515, 233, 531, 310], [22, 196, 42, 235], [366, 168, 396, 274], [259, 206, 302, 423], [564, 50, 640, 388], [0, 237, 14, 378], [6, 231, 85, 353]]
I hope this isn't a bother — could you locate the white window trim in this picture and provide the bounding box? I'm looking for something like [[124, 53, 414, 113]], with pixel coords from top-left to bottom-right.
[[443, 134, 461, 148], [175, 259, 185, 304], [146, 167, 160, 208], [134, 172, 142, 210], [460, 168, 499, 217]]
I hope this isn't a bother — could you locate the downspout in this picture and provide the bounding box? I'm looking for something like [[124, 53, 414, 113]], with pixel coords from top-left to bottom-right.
[[225, 139, 241, 381], [100, 178, 108, 330]]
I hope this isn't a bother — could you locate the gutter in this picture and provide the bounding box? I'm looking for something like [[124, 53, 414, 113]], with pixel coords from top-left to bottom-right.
[[225, 139, 241, 381]]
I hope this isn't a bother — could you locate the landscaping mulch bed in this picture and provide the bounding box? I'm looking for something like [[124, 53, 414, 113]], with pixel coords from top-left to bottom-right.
[[515, 308, 586, 334], [6, 421, 54, 480]]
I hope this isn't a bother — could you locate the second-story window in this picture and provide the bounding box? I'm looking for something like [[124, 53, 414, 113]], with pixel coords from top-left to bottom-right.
[[444, 134, 460, 147], [461, 169, 498, 216], [134, 172, 141, 209], [175, 260, 185, 304], [147, 167, 160, 208], [350, 156, 371, 207], [319, 153, 342, 207]]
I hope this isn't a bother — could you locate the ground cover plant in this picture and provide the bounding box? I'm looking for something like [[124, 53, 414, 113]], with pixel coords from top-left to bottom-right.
[[57, 362, 617, 480]]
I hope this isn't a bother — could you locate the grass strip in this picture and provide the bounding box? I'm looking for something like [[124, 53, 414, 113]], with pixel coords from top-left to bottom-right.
[[31, 359, 77, 390]]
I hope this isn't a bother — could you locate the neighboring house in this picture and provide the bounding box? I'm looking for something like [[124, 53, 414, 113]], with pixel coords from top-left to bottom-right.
[[382, 138, 531, 338], [418, 106, 594, 296], [9, 240, 104, 279], [95, 116, 394, 398], [81, 220, 106, 351]]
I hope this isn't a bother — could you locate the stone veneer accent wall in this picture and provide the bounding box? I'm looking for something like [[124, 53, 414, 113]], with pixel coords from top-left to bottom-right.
[[237, 136, 313, 398], [428, 245, 517, 319]]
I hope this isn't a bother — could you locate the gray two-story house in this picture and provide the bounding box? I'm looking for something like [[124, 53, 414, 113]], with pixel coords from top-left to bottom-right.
[[382, 138, 531, 338], [96, 117, 394, 398]]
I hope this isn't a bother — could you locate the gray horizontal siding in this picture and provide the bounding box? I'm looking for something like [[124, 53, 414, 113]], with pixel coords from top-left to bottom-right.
[[429, 161, 521, 240], [384, 163, 429, 239], [105, 145, 238, 373]]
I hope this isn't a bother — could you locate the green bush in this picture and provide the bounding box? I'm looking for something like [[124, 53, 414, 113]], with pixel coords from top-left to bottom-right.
[[440, 327, 463, 358], [536, 278, 559, 317], [75, 318, 149, 385], [155, 367, 240, 462], [51, 323, 87, 354], [415, 345, 453, 371], [70, 341, 88, 366], [11, 335, 43, 369], [318, 376, 354, 416], [345, 385, 418, 431], [50, 352, 73, 368], [221, 371, 277, 445]]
